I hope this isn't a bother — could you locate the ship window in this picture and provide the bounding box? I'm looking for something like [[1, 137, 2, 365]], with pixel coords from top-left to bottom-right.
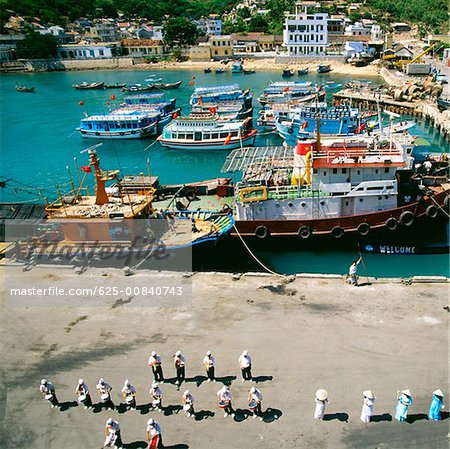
[[332, 168, 337, 174], [178, 133, 186, 139], [288, 202, 293, 207], [357, 170, 360, 175], [342, 168, 347, 173], [186, 133, 193, 140], [121, 123, 126, 129], [127, 123, 132, 129], [220, 132, 229, 138], [231, 132, 238, 137], [323, 171, 327, 176], [375, 169, 379, 174], [203, 133, 211, 139], [378, 196, 382, 200], [359, 198, 364, 202], [320, 201, 325, 206], [345, 201, 349, 206], [384, 167, 390, 173], [313, 168, 318, 174], [212, 133, 219, 139]]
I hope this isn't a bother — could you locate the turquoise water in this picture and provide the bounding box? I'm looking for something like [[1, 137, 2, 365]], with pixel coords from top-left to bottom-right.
[[1, 69, 448, 276]]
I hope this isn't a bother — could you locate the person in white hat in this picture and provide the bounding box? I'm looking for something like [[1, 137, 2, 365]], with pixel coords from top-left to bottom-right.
[[97, 378, 114, 410], [395, 389, 412, 421], [360, 390, 375, 423], [121, 379, 137, 411], [174, 351, 186, 386], [148, 351, 164, 383], [75, 378, 92, 409], [238, 350, 252, 382], [428, 389, 445, 421], [149, 382, 163, 412], [314, 389, 329, 420], [182, 389, 195, 418], [248, 386, 264, 420], [104, 417, 123, 449], [203, 350, 215, 382], [217, 385, 235, 418], [39, 379, 59, 408], [145, 418, 162, 449]]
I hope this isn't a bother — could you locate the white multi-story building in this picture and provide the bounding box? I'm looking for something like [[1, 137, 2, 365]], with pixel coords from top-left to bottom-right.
[[283, 3, 328, 56], [196, 15, 222, 36]]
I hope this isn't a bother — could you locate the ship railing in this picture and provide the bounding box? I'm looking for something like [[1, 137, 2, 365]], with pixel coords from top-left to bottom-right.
[[235, 184, 329, 202]]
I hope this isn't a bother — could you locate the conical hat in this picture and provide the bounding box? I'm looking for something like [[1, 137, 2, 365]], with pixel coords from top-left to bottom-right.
[[433, 389, 444, 397], [363, 390, 375, 399], [315, 389, 328, 401], [401, 389, 412, 397]]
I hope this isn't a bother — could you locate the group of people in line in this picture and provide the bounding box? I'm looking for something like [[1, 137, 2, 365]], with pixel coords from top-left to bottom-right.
[[39, 348, 446, 449]]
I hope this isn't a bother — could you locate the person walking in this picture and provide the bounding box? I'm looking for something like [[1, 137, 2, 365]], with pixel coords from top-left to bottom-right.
[[148, 351, 164, 383], [348, 257, 362, 286], [428, 389, 445, 421], [75, 379, 92, 409], [149, 382, 163, 413], [395, 389, 413, 421], [239, 350, 252, 382], [248, 386, 263, 420], [97, 378, 114, 410], [217, 385, 235, 418], [146, 418, 163, 449], [182, 389, 195, 418], [314, 389, 329, 420], [203, 350, 215, 382], [360, 390, 375, 423], [121, 379, 137, 411], [103, 418, 123, 449], [174, 351, 186, 386], [39, 379, 59, 408]]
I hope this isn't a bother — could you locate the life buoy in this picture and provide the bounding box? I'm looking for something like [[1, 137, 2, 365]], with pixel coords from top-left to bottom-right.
[[331, 226, 344, 239], [298, 225, 312, 239], [385, 217, 398, 231], [255, 225, 269, 239], [357, 222, 370, 236], [399, 210, 415, 226], [425, 205, 438, 219], [185, 190, 196, 202]]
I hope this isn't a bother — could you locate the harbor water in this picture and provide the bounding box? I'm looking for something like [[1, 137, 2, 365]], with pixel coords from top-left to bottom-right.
[[1, 69, 448, 277]]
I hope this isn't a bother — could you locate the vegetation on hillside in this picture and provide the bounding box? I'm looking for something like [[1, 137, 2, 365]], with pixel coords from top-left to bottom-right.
[[15, 31, 58, 58]]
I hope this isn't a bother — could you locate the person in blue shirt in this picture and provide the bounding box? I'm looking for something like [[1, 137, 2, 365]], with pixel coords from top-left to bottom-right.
[[428, 389, 445, 421], [395, 389, 412, 421]]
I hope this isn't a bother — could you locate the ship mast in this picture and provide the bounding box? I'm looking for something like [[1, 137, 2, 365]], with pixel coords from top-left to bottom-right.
[[89, 149, 109, 205]]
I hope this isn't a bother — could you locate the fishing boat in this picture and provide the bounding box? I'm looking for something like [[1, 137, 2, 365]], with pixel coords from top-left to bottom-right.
[[158, 116, 256, 150], [231, 61, 243, 73], [298, 68, 309, 75], [191, 101, 253, 120], [368, 119, 416, 134], [275, 104, 365, 144], [204, 68, 212, 73], [77, 108, 161, 139], [317, 64, 331, 73], [190, 84, 252, 108], [15, 84, 35, 93], [103, 83, 127, 89], [324, 82, 342, 90], [221, 134, 450, 242], [243, 68, 256, 75], [124, 84, 155, 92], [282, 68, 295, 77], [153, 81, 182, 90], [145, 75, 162, 83], [73, 82, 105, 90], [216, 68, 225, 74]]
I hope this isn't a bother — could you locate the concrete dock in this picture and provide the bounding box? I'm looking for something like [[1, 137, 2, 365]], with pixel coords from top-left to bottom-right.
[[0, 266, 448, 448]]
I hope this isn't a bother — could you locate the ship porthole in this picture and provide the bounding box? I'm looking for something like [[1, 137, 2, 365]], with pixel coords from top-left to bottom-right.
[[331, 226, 344, 239], [399, 211, 415, 227], [288, 202, 293, 207], [385, 217, 398, 231], [301, 202, 306, 207], [357, 222, 370, 236], [255, 225, 269, 239]]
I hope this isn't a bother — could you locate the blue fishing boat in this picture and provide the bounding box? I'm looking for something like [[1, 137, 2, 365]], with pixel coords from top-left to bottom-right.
[[298, 68, 309, 75], [77, 108, 161, 139], [282, 68, 295, 77], [190, 84, 252, 108], [231, 60, 243, 73], [275, 104, 364, 144], [317, 64, 332, 73]]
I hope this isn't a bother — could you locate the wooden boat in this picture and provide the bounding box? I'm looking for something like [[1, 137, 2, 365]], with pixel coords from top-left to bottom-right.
[[216, 68, 225, 74], [282, 68, 295, 77], [298, 68, 309, 75], [243, 68, 255, 75], [317, 64, 331, 73], [204, 68, 212, 73], [16, 85, 35, 93], [73, 82, 105, 90], [103, 83, 127, 89], [153, 81, 182, 90], [145, 75, 162, 83], [124, 84, 155, 92]]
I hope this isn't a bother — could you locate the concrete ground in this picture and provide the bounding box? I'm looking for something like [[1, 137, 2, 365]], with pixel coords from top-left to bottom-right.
[[0, 266, 448, 449]]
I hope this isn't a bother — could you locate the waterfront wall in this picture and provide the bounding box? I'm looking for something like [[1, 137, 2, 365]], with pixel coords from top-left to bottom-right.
[[61, 57, 135, 70]]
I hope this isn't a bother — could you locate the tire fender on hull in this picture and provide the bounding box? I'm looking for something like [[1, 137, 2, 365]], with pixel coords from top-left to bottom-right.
[[331, 226, 344, 239], [399, 210, 415, 226], [298, 225, 312, 239], [357, 222, 370, 236], [385, 217, 398, 231], [425, 205, 438, 219]]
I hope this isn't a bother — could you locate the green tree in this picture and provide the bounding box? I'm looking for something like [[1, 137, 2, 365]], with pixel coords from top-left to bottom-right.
[[248, 14, 269, 32], [163, 17, 199, 47], [16, 31, 58, 59]]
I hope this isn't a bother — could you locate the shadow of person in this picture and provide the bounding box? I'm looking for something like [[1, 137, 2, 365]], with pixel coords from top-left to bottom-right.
[[137, 402, 152, 415], [252, 375, 273, 383], [441, 411, 450, 420], [164, 404, 183, 416], [194, 410, 215, 421], [261, 408, 282, 423], [58, 401, 78, 412], [123, 441, 147, 449], [185, 375, 208, 387], [92, 401, 115, 413], [215, 375, 237, 386], [233, 408, 252, 422], [163, 445, 189, 449], [371, 413, 392, 422], [406, 413, 428, 424], [323, 412, 349, 422]]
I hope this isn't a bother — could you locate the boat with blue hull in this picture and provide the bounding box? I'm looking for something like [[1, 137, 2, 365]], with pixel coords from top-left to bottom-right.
[[274, 104, 364, 143], [231, 61, 243, 73], [190, 84, 252, 108]]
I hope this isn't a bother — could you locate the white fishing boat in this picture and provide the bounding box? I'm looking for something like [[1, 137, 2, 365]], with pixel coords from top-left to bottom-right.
[[158, 117, 256, 150]]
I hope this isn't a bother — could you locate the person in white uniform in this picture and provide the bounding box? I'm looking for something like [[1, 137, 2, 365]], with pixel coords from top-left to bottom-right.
[[150, 382, 163, 412], [104, 418, 123, 449], [217, 385, 235, 418], [148, 351, 164, 383], [348, 257, 362, 286], [239, 350, 252, 381], [146, 418, 162, 448], [314, 389, 329, 420], [248, 386, 264, 420], [121, 379, 137, 411], [174, 351, 186, 385], [75, 378, 92, 409], [97, 378, 114, 410], [182, 389, 195, 418], [40, 379, 59, 408], [360, 390, 375, 422], [203, 350, 215, 382]]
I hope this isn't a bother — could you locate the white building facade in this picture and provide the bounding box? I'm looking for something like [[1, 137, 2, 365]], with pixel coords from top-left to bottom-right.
[[283, 3, 328, 56]]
